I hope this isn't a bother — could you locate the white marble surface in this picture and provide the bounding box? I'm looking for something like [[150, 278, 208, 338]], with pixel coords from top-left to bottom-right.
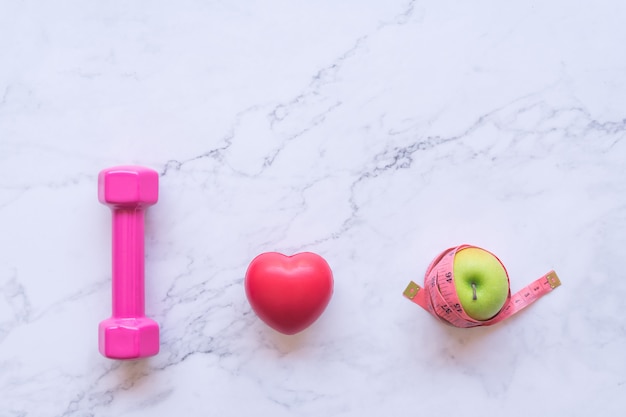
[[1, 1, 625, 415]]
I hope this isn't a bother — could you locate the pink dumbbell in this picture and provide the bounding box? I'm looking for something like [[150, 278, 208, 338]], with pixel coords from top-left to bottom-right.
[[98, 166, 160, 359]]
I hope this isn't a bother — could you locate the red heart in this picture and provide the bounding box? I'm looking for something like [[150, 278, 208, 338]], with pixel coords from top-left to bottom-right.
[[244, 252, 334, 335]]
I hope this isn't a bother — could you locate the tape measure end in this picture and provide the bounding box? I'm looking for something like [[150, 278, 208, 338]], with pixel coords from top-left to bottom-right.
[[403, 281, 421, 299], [546, 271, 561, 289]]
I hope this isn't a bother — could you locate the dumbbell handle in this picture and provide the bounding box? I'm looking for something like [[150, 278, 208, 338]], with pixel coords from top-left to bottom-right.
[[111, 207, 146, 318]]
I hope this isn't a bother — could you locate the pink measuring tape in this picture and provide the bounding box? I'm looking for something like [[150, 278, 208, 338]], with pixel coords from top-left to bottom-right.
[[403, 245, 561, 328]]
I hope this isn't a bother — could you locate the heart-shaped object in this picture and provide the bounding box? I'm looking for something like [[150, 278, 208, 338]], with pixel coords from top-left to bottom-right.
[[244, 252, 334, 335]]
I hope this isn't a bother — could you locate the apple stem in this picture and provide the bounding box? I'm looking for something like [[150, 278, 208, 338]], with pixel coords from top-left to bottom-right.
[[472, 283, 477, 300]]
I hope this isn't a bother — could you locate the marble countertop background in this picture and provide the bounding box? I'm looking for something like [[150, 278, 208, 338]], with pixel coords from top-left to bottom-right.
[[1, 1, 625, 416]]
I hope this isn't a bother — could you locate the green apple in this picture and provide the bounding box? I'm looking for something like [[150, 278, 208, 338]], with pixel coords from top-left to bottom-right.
[[453, 247, 509, 321]]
